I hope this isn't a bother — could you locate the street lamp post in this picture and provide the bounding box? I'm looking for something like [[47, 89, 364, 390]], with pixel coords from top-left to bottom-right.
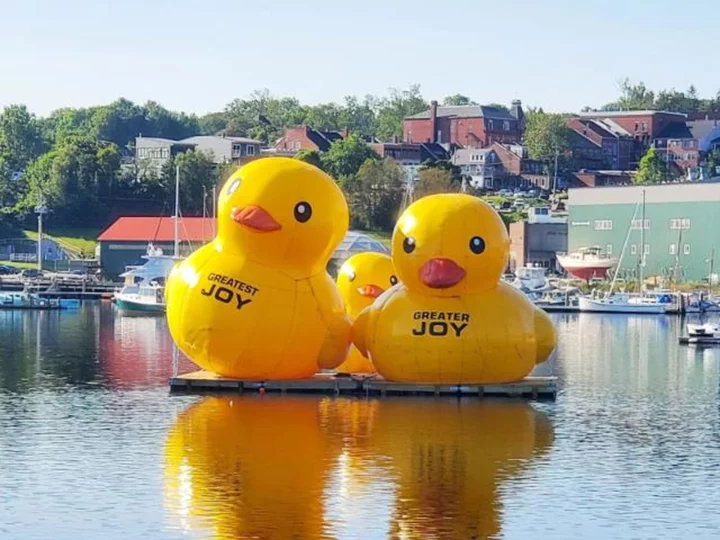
[[34, 203, 48, 272]]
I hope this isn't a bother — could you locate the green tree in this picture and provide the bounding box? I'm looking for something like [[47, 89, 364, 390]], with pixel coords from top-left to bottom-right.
[[603, 79, 655, 111], [294, 149, 324, 170], [20, 136, 121, 222], [707, 149, 720, 178], [373, 85, 427, 141], [161, 150, 217, 215], [343, 158, 404, 231], [523, 111, 571, 164], [634, 147, 666, 185], [443, 94, 477, 106], [321, 134, 379, 180], [415, 167, 459, 199], [338, 96, 376, 137], [0, 105, 46, 171]]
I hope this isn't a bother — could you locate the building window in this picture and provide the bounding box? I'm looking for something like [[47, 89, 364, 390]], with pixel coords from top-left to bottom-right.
[[631, 244, 638, 255], [503, 120, 510, 131], [684, 244, 690, 255], [630, 219, 650, 230], [634, 122, 639, 131], [487, 120, 494, 131], [641, 122, 648, 132], [644, 244, 650, 255], [669, 244, 676, 255], [606, 244, 613, 255], [247, 145, 255, 156], [594, 220, 613, 230], [292, 141, 301, 150], [670, 218, 691, 230]]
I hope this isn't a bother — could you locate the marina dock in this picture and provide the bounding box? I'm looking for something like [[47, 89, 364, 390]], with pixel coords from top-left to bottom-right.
[[169, 371, 558, 400]]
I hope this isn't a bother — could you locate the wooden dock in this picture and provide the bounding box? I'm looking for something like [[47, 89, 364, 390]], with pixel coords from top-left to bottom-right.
[[169, 371, 557, 400], [679, 336, 720, 345]]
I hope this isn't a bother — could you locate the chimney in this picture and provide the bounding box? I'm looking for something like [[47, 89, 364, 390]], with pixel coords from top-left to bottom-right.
[[430, 100, 438, 143], [510, 99, 524, 128]]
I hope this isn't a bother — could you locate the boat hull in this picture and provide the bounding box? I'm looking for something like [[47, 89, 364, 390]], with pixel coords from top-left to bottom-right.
[[578, 297, 666, 314], [115, 297, 165, 314]]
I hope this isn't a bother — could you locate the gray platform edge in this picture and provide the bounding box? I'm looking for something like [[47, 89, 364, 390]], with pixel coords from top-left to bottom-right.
[[169, 374, 557, 400]]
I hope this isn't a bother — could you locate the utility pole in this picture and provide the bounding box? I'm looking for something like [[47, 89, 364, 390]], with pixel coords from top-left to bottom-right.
[[552, 145, 559, 195], [212, 185, 217, 237], [34, 202, 48, 272], [174, 165, 180, 257]]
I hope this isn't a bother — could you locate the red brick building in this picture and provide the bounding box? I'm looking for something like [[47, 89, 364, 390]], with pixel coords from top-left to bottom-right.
[[567, 118, 635, 169], [273, 126, 347, 153], [574, 110, 686, 146], [403, 100, 524, 148]]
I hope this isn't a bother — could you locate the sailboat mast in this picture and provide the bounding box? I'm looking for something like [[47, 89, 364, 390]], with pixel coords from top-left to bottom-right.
[[639, 189, 646, 293], [212, 185, 217, 237], [174, 165, 180, 257]]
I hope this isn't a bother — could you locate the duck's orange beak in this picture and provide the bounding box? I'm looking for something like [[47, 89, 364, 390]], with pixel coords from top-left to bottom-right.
[[231, 205, 282, 232], [357, 284, 385, 298], [420, 258, 466, 289]]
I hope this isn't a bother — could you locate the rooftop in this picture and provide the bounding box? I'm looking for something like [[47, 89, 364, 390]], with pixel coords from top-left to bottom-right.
[[576, 110, 687, 118], [97, 217, 215, 243], [656, 123, 694, 139], [406, 105, 515, 121], [181, 135, 262, 145], [688, 119, 720, 141]]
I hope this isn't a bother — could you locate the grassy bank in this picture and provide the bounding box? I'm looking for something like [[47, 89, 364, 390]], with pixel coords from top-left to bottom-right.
[[23, 228, 100, 259]]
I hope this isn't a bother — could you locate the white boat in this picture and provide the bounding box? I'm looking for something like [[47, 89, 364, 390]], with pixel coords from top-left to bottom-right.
[[512, 265, 553, 294], [686, 323, 720, 338], [578, 293, 669, 314], [115, 165, 184, 314], [578, 190, 675, 315], [114, 245, 180, 314], [557, 246, 618, 281]]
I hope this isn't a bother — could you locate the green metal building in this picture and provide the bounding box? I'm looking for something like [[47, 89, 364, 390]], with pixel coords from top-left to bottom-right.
[[568, 183, 720, 282]]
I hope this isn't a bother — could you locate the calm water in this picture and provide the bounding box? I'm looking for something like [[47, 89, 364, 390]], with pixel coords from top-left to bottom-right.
[[1, 303, 719, 539]]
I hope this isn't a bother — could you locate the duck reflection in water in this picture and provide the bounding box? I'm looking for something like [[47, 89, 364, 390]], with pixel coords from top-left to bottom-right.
[[164, 396, 552, 540]]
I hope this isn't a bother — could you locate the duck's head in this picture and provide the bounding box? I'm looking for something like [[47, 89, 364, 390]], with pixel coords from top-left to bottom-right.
[[392, 194, 508, 296], [336, 252, 396, 316], [217, 158, 349, 277]]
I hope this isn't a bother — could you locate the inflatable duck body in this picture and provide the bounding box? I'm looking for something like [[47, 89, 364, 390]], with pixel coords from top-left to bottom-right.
[[165, 158, 351, 380], [353, 193, 556, 384], [335, 252, 396, 374]]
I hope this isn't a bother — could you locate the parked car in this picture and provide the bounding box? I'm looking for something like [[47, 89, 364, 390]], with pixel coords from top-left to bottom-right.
[[0, 265, 19, 275], [20, 269, 44, 279]]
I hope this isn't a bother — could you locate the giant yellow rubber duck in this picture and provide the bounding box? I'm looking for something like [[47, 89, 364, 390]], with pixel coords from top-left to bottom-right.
[[353, 193, 557, 384], [335, 252, 396, 374], [165, 157, 351, 379]]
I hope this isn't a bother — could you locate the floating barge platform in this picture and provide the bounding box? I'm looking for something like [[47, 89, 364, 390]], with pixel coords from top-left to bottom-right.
[[169, 371, 557, 400]]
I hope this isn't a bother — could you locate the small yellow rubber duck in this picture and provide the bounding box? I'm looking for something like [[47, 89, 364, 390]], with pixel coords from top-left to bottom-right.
[[165, 157, 351, 380], [353, 193, 556, 384], [335, 252, 396, 374]]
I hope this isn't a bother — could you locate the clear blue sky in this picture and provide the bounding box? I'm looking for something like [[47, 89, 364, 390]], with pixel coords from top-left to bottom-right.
[[1, 0, 716, 117]]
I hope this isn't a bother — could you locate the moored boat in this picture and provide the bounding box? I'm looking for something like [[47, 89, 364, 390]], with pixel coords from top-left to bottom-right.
[[557, 246, 618, 281], [578, 293, 670, 314]]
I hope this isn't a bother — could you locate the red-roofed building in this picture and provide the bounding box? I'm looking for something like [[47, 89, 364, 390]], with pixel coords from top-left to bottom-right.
[[97, 216, 215, 276]]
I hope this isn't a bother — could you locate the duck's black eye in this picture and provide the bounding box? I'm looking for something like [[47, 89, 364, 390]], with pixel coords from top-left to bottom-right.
[[347, 270, 356, 282], [294, 202, 312, 223], [390, 275, 398, 286], [226, 178, 241, 196], [403, 237, 416, 254], [469, 236, 485, 254]]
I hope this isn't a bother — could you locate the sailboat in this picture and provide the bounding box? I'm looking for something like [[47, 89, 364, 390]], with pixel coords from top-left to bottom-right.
[[115, 166, 185, 314], [579, 189, 676, 314]]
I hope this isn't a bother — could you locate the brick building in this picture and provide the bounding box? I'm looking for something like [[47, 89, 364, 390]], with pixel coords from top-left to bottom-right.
[[653, 120, 720, 179], [403, 100, 524, 148], [273, 126, 347, 153], [567, 118, 635, 169], [575, 110, 687, 146], [369, 142, 449, 182]]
